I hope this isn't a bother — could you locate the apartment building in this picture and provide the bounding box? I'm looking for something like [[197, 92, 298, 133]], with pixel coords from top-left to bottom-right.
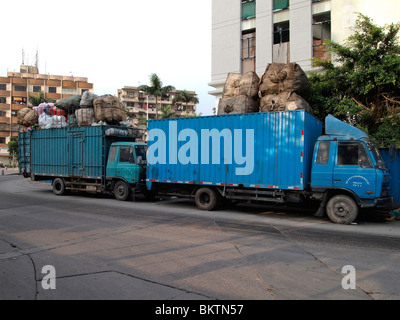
[[0, 65, 94, 164], [118, 86, 197, 125], [209, 0, 400, 106]]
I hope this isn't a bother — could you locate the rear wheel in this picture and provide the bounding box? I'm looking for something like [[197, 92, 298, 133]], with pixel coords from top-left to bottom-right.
[[114, 181, 131, 201], [195, 188, 218, 211], [326, 195, 358, 224], [53, 178, 66, 196]]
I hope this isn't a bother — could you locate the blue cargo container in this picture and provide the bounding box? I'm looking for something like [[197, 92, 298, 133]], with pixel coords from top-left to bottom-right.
[[380, 149, 400, 208], [147, 110, 322, 191], [19, 126, 148, 201], [146, 110, 393, 224]]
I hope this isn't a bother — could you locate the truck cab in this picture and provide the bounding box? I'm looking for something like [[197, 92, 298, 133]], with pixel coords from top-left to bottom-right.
[[311, 115, 392, 223], [106, 142, 147, 200]]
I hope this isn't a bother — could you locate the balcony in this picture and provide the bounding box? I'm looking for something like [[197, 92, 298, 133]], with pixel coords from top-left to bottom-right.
[[0, 104, 9, 111], [0, 90, 10, 96], [12, 104, 26, 112], [0, 117, 10, 123], [12, 78, 28, 85]]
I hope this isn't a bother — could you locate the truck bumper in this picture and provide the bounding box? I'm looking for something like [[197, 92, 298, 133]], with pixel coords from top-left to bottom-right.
[[376, 197, 393, 209]]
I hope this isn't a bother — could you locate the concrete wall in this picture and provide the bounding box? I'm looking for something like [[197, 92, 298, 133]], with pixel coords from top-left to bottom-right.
[[256, 0, 273, 76]]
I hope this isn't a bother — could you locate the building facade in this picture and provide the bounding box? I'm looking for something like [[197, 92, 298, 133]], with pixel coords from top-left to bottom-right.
[[0, 65, 94, 164], [118, 86, 197, 125], [209, 0, 400, 106]]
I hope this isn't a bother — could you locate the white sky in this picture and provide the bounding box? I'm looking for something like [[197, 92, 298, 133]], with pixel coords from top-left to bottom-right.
[[0, 0, 214, 115]]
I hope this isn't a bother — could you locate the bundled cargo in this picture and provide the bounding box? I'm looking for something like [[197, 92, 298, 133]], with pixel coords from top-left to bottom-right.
[[80, 91, 98, 108], [38, 113, 67, 129], [33, 103, 55, 116], [93, 95, 127, 125], [55, 95, 81, 112], [17, 108, 38, 127], [260, 92, 313, 114], [218, 72, 260, 115], [75, 108, 95, 126], [259, 63, 311, 99]]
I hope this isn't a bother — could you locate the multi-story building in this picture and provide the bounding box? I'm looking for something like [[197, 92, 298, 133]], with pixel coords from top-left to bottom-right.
[[118, 86, 197, 125], [0, 65, 94, 164], [209, 0, 400, 106]]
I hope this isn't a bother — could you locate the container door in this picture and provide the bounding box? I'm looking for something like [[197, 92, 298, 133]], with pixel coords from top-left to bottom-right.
[[69, 132, 84, 177], [333, 142, 377, 199], [311, 141, 334, 188]]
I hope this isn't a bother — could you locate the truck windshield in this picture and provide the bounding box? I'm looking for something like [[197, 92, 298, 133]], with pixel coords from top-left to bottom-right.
[[366, 139, 387, 171], [135, 145, 147, 164]]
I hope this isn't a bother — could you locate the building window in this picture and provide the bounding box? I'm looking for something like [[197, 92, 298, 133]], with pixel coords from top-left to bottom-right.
[[242, 30, 256, 73], [14, 85, 26, 92], [33, 86, 41, 92], [242, 0, 256, 20], [0, 137, 6, 144], [273, 0, 289, 11], [0, 97, 6, 103], [313, 12, 331, 61], [48, 87, 57, 93], [0, 111, 6, 117], [273, 21, 290, 44], [12, 97, 27, 104], [63, 88, 77, 95], [0, 84, 6, 90]]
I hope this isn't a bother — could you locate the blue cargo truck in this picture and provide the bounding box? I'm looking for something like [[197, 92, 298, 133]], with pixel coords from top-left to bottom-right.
[[19, 126, 148, 201], [19, 110, 394, 224], [146, 110, 393, 224]]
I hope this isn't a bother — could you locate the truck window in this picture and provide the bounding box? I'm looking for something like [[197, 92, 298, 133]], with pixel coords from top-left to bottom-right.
[[316, 142, 330, 164], [338, 142, 372, 168], [119, 147, 135, 163], [109, 146, 117, 162], [135, 145, 147, 163]]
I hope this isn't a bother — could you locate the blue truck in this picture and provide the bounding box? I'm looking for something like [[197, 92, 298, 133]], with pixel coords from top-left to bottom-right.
[[19, 125, 149, 201], [19, 110, 394, 224]]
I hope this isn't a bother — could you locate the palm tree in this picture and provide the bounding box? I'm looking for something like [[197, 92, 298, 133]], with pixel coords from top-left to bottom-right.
[[138, 73, 175, 119], [159, 105, 175, 119], [172, 90, 199, 117]]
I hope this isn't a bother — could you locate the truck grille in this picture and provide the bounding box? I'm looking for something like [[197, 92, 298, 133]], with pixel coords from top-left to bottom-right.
[[381, 182, 390, 197]]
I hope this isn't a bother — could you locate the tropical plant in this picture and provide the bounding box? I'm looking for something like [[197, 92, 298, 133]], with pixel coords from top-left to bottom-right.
[[159, 105, 175, 119], [28, 91, 51, 107], [309, 14, 400, 147], [172, 90, 199, 117], [138, 74, 175, 119]]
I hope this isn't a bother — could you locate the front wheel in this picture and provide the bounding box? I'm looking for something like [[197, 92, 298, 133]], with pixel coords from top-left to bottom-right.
[[114, 181, 131, 201], [195, 188, 218, 211], [326, 195, 358, 224], [53, 178, 66, 196]]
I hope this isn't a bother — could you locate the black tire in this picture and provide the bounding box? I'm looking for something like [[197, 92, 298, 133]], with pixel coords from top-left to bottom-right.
[[326, 195, 358, 224], [114, 181, 131, 201], [53, 178, 66, 196], [195, 188, 218, 211]]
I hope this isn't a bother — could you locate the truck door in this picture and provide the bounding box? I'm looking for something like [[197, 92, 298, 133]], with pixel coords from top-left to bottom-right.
[[311, 141, 334, 188], [116, 146, 140, 184], [333, 142, 376, 199], [69, 132, 84, 177]]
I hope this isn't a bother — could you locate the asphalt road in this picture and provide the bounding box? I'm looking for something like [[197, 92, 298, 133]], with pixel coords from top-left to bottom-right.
[[0, 174, 399, 301]]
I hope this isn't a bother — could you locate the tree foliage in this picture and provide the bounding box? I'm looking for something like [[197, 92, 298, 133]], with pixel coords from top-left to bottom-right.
[[28, 91, 51, 107], [138, 73, 175, 119], [309, 14, 400, 147], [172, 90, 199, 117]]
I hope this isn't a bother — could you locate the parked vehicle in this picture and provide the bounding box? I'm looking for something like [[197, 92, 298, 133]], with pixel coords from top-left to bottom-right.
[[145, 110, 393, 224], [19, 110, 394, 224], [19, 125, 148, 201]]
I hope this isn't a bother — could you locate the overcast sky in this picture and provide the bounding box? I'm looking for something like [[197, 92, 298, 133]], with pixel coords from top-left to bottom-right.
[[0, 0, 214, 115]]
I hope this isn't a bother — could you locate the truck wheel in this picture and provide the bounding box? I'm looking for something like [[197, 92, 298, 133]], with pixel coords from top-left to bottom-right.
[[53, 178, 66, 196], [114, 181, 131, 201], [195, 188, 218, 211], [326, 195, 358, 224]]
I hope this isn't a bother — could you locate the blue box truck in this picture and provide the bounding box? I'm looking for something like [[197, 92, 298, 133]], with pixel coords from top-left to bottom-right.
[[19, 110, 394, 224], [146, 110, 393, 224], [19, 125, 149, 201]]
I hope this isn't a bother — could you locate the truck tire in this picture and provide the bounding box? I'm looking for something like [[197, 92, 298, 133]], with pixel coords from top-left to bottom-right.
[[114, 181, 131, 201], [195, 188, 218, 211], [53, 178, 66, 196], [326, 195, 358, 224]]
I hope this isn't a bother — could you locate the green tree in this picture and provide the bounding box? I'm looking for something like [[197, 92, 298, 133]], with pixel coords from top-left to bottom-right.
[[28, 91, 51, 107], [138, 74, 175, 119], [159, 105, 175, 119], [309, 14, 400, 146], [172, 90, 199, 117], [8, 137, 19, 165]]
